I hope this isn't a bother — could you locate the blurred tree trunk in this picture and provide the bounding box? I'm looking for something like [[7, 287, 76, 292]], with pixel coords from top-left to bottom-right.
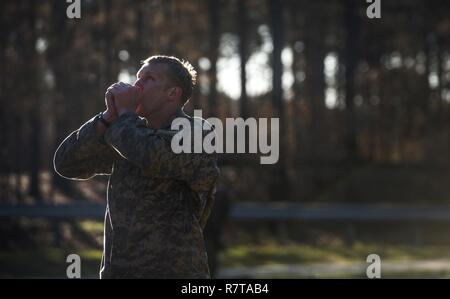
[[133, 0, 149, 65], [104, 0, 116, 85], [304, 1, 325, 162], [49, 0, 75, 196], [4, 0, 25, 202], [29, 113, 42, 200], [208, 0, 220, 117], [436, 35, 444, 125], [6, 0, 27, 201], [0, 1, 11, 199], [269, 0, 284, 118], [162, 0, 175, 54], [287, 0, 305, 164], [14, 121, 24, 201], [24, 0, 42, 200], [238, 0, 248, 118], [343, 0, 358, 163], [269, 0, 288, 201], [422, 1, 432, 120], [422, 1, 434, 163]]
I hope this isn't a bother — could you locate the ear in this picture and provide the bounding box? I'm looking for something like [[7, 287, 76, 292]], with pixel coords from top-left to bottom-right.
[[168, 86, 182, 102]]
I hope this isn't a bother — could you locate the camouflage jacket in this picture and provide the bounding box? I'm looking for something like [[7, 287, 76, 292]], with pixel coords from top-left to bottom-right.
[[53, 109, 219, 278]]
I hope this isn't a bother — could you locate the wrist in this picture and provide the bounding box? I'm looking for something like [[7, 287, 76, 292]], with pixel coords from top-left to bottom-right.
[[102, 111, 117, 123], [99, 112, 114, 128]]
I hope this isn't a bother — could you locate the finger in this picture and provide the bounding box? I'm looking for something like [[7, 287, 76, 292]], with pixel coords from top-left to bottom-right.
[[105, 92, 114, 101], [107, 82, 120, 89], [109, 97, 117, 110], [123, 82, 135, 90], [115, 82, 126, 89], [111, 84, 123, 92], [107, 85, 119, 92]]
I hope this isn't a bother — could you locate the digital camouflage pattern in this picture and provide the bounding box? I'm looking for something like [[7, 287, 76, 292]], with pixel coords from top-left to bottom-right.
[[54, 109, 219, 278]]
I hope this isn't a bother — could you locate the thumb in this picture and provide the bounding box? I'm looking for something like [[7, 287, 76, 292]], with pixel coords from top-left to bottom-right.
[[106, 91, 116, 106]]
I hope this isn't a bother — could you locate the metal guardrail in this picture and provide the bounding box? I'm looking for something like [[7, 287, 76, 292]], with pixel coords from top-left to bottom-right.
[[2, 203, 450, 221], [0, 204, 105, 219], [232, 203, 450, 221]]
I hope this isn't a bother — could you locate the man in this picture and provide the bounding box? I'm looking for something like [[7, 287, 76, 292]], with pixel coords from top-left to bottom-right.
[[54, 55, 220, 278]]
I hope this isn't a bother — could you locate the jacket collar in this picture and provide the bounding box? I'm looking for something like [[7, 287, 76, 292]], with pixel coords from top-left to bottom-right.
[[160, 107, 190, 130]]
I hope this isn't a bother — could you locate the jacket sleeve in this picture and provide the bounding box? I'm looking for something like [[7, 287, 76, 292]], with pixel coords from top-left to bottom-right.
[[196, 187, 217, 229], [104, 111, 220, 186], [53, 114, 116, 180], [104, 112, 220, 228]]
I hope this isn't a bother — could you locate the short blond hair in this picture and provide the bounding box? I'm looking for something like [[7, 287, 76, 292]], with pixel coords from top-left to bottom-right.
[[143, 55, 197, 103]]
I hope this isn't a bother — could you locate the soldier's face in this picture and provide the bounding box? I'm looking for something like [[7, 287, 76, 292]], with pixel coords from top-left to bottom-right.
[[134, 63, 172, 116]]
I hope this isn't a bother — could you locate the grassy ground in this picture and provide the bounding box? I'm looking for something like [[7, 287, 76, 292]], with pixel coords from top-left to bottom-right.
[[2, 219, 450, 278], [220, 241, 450, 267], [0, 247, 101, 278], [218, 242, 450, 278], [2, 241, 450, 278]]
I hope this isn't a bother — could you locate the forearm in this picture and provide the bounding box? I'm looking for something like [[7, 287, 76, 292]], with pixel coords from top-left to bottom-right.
[[103, 112, 180, 176], [104, 112, 219, 184], [95, 110, 118, 139], [104, 111, 220, 226], [54, 114, 114, 179]]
